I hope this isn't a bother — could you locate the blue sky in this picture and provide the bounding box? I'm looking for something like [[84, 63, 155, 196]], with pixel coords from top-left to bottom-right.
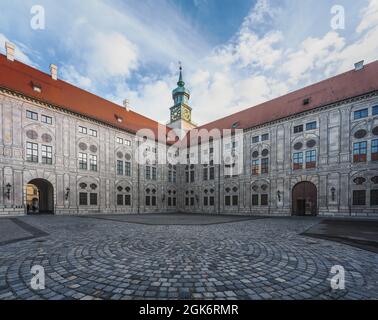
[[0, 0, 377, 125]]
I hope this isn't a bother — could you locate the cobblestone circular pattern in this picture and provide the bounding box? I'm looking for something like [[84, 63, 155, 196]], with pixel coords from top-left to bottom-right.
[[0, 216, 376, 300]]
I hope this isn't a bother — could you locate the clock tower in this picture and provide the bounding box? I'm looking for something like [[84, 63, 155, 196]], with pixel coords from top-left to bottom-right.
[[168, 64, 196, 134]]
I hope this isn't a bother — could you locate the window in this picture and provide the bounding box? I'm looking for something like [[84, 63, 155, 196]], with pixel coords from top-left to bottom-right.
[[145, 196, 150, 206], [261, 133, 269, 141], [209, 167, 215, 180], [190, 170, 195, 183], [261, 194, 268, 206], [146, 166, 151, 180], [305, 150, 316, 169], [252, 194, 259, 206], [306, 121, 317, 130], [152, 196, 157, 206], [79, 153, 87, 169], [41, 145, 52, 164], [354, 108, 368, 120], [89, 155, 97, 171], [209, 196, 214, 206], [26, 110, 38, 120], [225, 196, 231, 206], [203, 166, 208, 181], [90, 193, 98, 205], [252, 160, 259, 176], [125, 162, 131, 176], [353, 142, 367, 163], [116, 137, 123, 144], [117, 194, 124, 206], [79, 193, 88, 206], [232, 195, 238, 206], [371, 190, 378, 206], [78, 126, 87, 134], [261, 158, 269, 174], [125, 194, 131, 206], [26, 142, 38, 162], [173, 170, 177, 183], [203, 196, 208, 206], [41, 115, 52, 124], [89, 129, 97, 137], [294, 124, 303, 133], [117, 160, 124, 175], [152, 167, 157, 180], [352, 190, 366, 205], [124, 139, 131, 146], [252, 136, 259, 143], [373, 106, 378, 116], [372, 139, 378, 161], [293, 152, 303, 170]]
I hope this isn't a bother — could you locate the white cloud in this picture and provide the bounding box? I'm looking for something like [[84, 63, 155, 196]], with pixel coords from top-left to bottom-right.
[[60, 65, 92, 89], [0, 33, 33, 65], [2, 0, 377, 126], [86, 32, 139, 80]]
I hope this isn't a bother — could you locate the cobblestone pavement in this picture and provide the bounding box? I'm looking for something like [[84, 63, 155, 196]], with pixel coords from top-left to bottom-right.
[[0, 214, 377, 300]]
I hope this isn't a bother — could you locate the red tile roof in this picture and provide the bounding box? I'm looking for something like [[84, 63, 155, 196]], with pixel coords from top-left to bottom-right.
[[197, 60, 378, 132], [1, 53, 378, 147], [0, 54, 169, 142]]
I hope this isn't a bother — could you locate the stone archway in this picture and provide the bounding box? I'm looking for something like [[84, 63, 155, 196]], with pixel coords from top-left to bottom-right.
[[26, 179, 54, 214], [292, 181, 317, 216]]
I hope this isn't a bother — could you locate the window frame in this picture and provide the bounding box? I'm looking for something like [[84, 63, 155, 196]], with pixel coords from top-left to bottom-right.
[[293, 152, 303, 170], [78, 126, 87, 134], [353, 141, 367, 163], [26, 110, 38, 121], [306, 121, 317, 131], [41, 114, 52, 124], [78, 152, 88, 170], [354, 108, 369, 120], [89, 154, 98, 171], [293, 124, 304, 134], [41, 145, 52, 164], [26, 142, 39, 163]]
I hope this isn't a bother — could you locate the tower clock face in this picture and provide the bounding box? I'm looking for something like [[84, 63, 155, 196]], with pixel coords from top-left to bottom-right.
[[182, 108, 191, 122], [171, 107, 181, 121]]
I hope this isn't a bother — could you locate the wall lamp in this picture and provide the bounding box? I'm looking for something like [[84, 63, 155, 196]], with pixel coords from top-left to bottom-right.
[[65, 187, 70, 200], [5, 183, 11, 200]]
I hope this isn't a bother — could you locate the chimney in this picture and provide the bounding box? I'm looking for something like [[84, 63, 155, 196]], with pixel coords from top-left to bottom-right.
[[123, 99, 130, 112], [50, 64, 58, 80], [5, 42, 15, 61], [354, 60, 364, 71]]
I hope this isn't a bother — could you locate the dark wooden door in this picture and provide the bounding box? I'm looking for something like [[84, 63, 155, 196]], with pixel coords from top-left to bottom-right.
[[292, 182, 317, 216]]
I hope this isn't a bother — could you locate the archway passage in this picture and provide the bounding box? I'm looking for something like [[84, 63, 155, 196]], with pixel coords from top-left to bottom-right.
[[26, 179, 54, 214], [292, 182, 317, 216]]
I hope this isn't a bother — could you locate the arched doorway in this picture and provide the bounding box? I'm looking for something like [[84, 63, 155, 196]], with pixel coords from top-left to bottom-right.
[[292, 181, 317, 216], [26, 179, 54, 214]]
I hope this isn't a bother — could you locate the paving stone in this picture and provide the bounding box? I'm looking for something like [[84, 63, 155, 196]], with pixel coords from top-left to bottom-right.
[[0, 214, 376, 300]]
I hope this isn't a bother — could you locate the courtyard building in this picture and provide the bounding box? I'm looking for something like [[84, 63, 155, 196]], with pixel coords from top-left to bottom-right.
[[0, 42, 378, 217]]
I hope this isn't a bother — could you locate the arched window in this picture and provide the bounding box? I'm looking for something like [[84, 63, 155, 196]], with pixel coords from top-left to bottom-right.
[[225, 186, 238, 206], [78, 182, 98, 206], [167, 189, 177, 207], [116, 185, 132, 206], [251, 182, 269, 207], [203, 188, 215, 206], [145, 187, 157, 206]]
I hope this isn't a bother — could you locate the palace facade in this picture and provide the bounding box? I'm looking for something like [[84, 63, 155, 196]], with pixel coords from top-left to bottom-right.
[[0, 42, 378, 217]]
